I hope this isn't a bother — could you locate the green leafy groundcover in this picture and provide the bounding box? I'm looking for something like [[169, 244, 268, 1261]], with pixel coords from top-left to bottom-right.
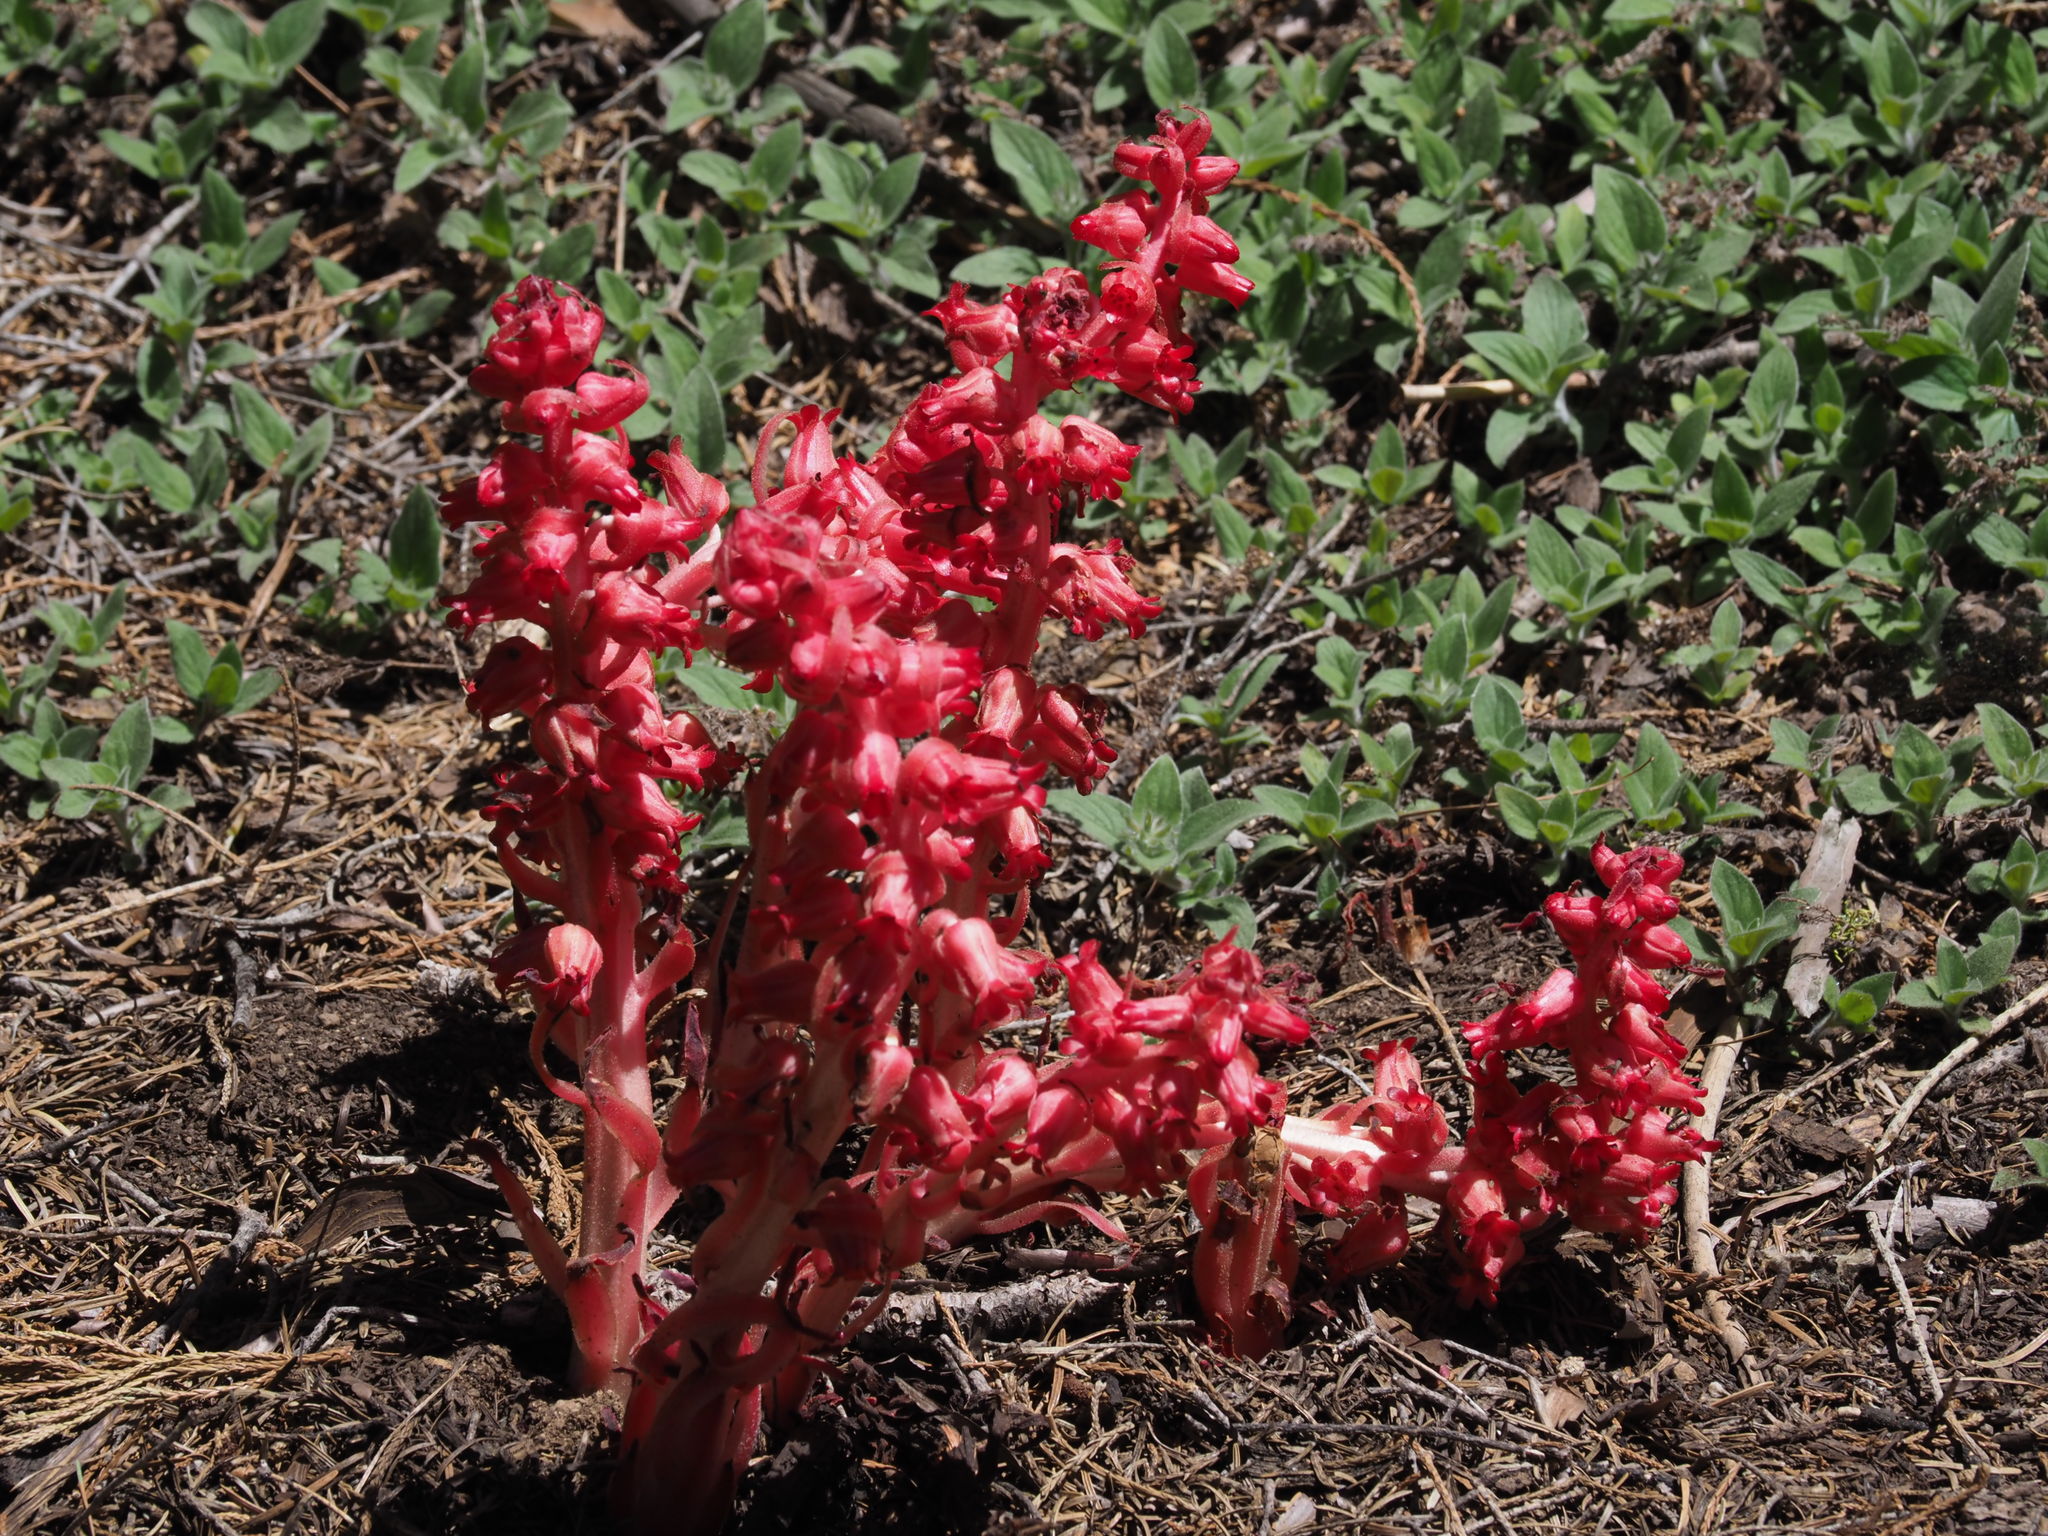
[[1, 0, 2045, 1124]]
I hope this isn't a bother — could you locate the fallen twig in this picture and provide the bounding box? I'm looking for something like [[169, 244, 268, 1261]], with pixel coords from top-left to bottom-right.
[[1682, 1017, 1754, 1373], [1874, 975, 2048, 1155], [869, 1273, 1122, 1341], [1400, 373, 1595, 402], [0, 726, 473, 959], [1784, 809, 1862, 1023], [1863, 1175, 1988, 1464], [1682, 812, 1858, 1373]]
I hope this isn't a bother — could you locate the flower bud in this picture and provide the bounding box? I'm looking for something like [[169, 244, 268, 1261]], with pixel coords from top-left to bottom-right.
[[1071, 194, 1150, 260], [965, 1052, 1039, 1137], [492, 921, 603, 1013], [1021, 1084, 1090, 1162], [466, 637, 551, 722], [928, 284, 1020, 370], [896, 1067, 974, 1171]]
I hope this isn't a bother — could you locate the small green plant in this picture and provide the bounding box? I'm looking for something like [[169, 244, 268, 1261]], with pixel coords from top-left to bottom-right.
[[1813, 971, 1899, 1036], [1667, 598, 1758, 705], [1971, 504, 2048, 593], [1769, 713, 1852, 802], [1173, 653, 1282, 762], [1833, 722, 1987, 869], [0, 642, 60, 731], [1048, 756, 1260, 935], [362, 5, 569, 194], [1462, 271, 1605, 465], [0, 697, 99, 811], [159, 622, 281, 743], [1517, 516, 1669, 642], [1361, 573, 1515, 728], [1894, 909, 2022, 1032], [1975, 703, 2048, 803], [301, 488, 445, 629], [1353, 421, 1443, 508], [1673, 858, 1811, 997], [1466, 674, 1544, 779], [181, 0, 329, 94], [1966, 834, 2048, 919], [1352, 721, 1432, 814], [1247, 739, 1394, 910], [99, 107, 226, 187], [1991, 1138, 2048, 1194], [1728, 546, 1851, 654], [1492, 744, 1626, 883], [1448, 462, 1526, 548], [5, 698, 192, 866], [1618, 722, 1761, 834], [801, 141, 938, 297], [659, 0, 769, 126], [35, 582, 129, 673]]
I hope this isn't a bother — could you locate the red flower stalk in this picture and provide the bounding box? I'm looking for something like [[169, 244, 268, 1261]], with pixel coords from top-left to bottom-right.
[[1195, 842, 1713, 1336], [438, 113, 1707, 1533]]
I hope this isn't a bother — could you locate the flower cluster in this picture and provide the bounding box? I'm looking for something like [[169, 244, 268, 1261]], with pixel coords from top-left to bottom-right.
[[1224, 843, 1711, 1324], [440, 112, 1706, 1536]]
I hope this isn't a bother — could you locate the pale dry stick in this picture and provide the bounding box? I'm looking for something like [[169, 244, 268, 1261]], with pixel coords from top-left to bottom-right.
[[1682, 1018, 1756, 1375], [1399, 374, 1596, 403], [89, 782, 240, 866], [1414, 1444, 1470, 1536], [1200, 502, 1359, 680], [1402, 963, 1476, 1125], [105, 200, 197, 302], [1239, 177, 1426, 383], [0, 282, 147, 330], [351, 1356, 468, 1497], [236, 514, 300, 646], [1864, 1177, 1989, 1466], [0, 268, 427, 375], [0, 977, 190, 1027], [597, 27, 703, 112], [1402, 331, 1872, 404], [364, 373, 469, 462], [1873, 975, 2048, 1155], [195, 266, 427, 339], [0, 193, 66, 217], [0, 217, 126, 263], [239, 675, 304, 872], [1867, 1185, 1948, 1404], [1685, 813, 1859, 1372], [1783, 809, 1863, 1028]]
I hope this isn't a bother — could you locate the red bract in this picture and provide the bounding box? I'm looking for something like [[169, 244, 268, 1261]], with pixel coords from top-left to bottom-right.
[[440, 113, 1705, 1535]]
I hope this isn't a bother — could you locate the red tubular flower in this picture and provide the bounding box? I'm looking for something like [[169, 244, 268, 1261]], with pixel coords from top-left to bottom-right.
[[1044, 542, 1159, 639], [1070, 192, 1151, 259], [491, 921, 603, 1015], [467, 636, 551, 721], [927, 283, 1020, 370], [1058, 416, 1142, 497]]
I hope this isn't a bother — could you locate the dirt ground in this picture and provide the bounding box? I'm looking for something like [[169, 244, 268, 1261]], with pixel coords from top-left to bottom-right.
[[5, 655, 2044, 1536], [4, 8, 2048, 1536]]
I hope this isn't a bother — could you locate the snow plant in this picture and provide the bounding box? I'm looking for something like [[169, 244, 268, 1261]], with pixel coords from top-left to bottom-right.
[[436, 112, 1710, 1532]]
